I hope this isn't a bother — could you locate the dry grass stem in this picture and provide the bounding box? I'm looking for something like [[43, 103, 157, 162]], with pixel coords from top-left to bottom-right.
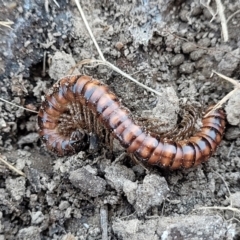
[[42, 51, 47, 77], [74, 0, 162, 97], [215, 0, 229, 42], [213, 71, 240, 88], [205, 88, 239, 116], [100, 205, 108, 240], [53, 0, 60, 8], [0, 97, 38, 114], [200, 0, 229, 42], [196, 206, 240, 215], [227, 9, 240, 23], [213, 170, 232, 206], [200, 0, 217, 21], [0, 156, 26, 177], [76, 59, 163, 97], [204, 71, 240, 116], [74, 0, 105, 61], [0, 20, 14, 29]]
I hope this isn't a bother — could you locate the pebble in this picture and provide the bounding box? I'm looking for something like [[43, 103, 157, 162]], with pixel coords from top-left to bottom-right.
[[105, 164, 135, 192], [190, 49, 205, 61], [17, 133, 39, 148], [59, 201, 70, 211], [115, 42, 124, 50], [69, 167, 106, 197], [218, 48, 240, 76], [123, 174, 169, 216], [31, 211, 45, 225], [198, 38, 211, 47], [225, 127, 240, 140], [5, 176, 26, 202], [182, 42, 196, 53], [113, 215, 234, 239], [179, 62, 195, 74], [17, 226, 41, 240], [179, 9, 189, 22], [225, 90, 240, 126], [171, 54, 185, 66]]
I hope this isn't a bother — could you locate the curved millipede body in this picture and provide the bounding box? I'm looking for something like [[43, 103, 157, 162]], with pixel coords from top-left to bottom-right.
[[37, 75, 226, 170]]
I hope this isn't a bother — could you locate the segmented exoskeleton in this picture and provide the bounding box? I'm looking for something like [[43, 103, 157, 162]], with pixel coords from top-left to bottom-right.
[[38, 75, 226, 170]]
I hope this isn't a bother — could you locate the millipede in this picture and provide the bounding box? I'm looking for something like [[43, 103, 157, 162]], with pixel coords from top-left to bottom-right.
[[37, 75, 226, 170]]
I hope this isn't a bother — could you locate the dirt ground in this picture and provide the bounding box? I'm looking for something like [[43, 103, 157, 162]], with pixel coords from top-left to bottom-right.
[[0, 0, 240, 239]]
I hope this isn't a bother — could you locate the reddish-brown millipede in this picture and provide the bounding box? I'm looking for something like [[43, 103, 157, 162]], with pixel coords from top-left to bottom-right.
[[37, 75, 226, 170]]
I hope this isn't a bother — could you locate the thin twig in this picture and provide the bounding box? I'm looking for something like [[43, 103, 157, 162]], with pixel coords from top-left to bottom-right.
[[200, 0, 228, 42], [213, 170, 232, 207], [213, 71, 240, 88], [0, 156, 26, 177], [42, 51, 47, 77], [100, 205, 108, 240], [205, 88, 239, 116], [196, 206, 240, 214], [0, 97, 38, 114], [204, 71, 240, 116], [200, 0, 216, 20], [73, 0, 162, 97], [227, 142, 234, 158], [53, 0, 60, 8], [74, 0, 105, 61], [227, 9, 240, 23], [0, 20, 14, 29], [77, 59, 163, 97], [215, 0, 229, 42]]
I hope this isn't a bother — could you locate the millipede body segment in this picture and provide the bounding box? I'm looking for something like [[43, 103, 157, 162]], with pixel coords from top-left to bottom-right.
[[38, 75, 226, 170]]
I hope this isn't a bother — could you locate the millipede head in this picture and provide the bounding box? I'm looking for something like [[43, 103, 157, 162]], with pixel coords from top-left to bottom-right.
[[69, 129, 89, 153]]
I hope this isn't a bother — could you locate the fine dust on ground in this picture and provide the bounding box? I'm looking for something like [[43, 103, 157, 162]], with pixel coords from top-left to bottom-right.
[[0, 0, 240, 239]]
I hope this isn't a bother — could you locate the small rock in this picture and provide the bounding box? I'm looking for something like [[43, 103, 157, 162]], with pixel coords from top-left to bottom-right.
[[182, 42, 196, 53], [59, 201, 70, 211], [105, 164, 135, 192], [229, 192, 240, 208], [115, 42, 124, 50], [17, 133, 39, 148], [157, 215, 234, 239], [179, 62, 195, 74], [61, 233, 77, 240], [69, 167, 106, 197], [213, 45, 231, 62], [31, 211, 44, 225], [113, 219, 158, 240], [123, 174, 169, 216], [48, 51, 80, 80], [46, 194, 55, 206], [140, 87, 179, 132], [0, 118, 7, 128], [171, 54, 185, 66], [179, 9, 189, 22], [203, 8, 213, 19], [190, 49, 205, 61], [122, 180, 138, 204], [17, 226, 41, 240], [218, 48, 240, 76], [5, 176, 26, 202], [191, 6, 202, 16], [225, 90, 240, 126], [225, 127, 240, 140], [112, 215, 235, 240], [25, 167, 41, 193], [198, 38, 211, 47]]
